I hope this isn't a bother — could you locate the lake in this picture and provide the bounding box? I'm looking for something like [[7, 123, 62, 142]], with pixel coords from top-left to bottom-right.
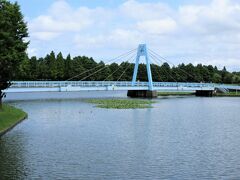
[[1, 91, 240, 179]]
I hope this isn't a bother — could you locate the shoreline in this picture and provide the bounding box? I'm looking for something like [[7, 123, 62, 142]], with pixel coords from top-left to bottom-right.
[[158, 91, 240, 97], [0, 105, 27, 137], [158, 92, 195, 96]]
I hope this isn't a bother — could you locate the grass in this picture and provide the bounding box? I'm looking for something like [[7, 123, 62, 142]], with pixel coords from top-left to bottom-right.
[[215, 92, 240, 97], [86, 99, 155, 109], [157, 91, 240, 97], [158, 92, 195, 96], [0, 104, 27, 133]]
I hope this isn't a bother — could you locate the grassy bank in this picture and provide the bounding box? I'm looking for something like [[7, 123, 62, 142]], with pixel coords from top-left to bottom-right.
[[86, 99, 155, 109], [157, 91, 240, 97], [0, 104, 27, 134], [158, 92, 195, 96], [215, 92, 240, 97]]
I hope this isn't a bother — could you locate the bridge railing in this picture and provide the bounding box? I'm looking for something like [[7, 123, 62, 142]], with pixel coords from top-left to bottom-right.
[[10, 81, 137, 88], [10, 81, 216, 88]]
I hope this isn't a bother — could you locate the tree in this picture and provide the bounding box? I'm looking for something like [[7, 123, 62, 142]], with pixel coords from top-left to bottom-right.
[[64, 54, 72, 79], [221, 66, 227, 83], [159, 63, 172, 82], [0, 0, 28, 109], [232, 74, 240, 84], [18, 57, 30, 80], [29, 56, 38, 80], [71, 57, 85, 80], [45, 51, 57, 80], [56, 52, 65, 80], [212, 73, 222, 83], [185, 63, 195, 82], [223, 73, 233, 84], [37, 57, 48, 80], [95, 61, 109, 81], [108, 63, 120, 80], [137, 64, 147, 81]]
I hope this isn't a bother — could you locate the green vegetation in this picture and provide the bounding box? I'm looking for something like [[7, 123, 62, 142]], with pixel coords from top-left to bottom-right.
[[0, 0, 29, 109], [157, 91, 240, 97], [215, 92, 240, 97], [15, 53, 240, 86], [1, 1, 240, 109], [0, 104, 27, 133], [158, 92, 195, 96], [86, 99, 155, 109]]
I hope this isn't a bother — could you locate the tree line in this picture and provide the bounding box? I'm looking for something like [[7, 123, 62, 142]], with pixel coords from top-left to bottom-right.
[[0, 0, 28, 108], [15, 51, 240, 84], [1, 0, 240, 110]]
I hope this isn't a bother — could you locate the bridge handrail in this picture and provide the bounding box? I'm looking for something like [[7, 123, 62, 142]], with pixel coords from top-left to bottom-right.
[[9, 81, 218, 88]]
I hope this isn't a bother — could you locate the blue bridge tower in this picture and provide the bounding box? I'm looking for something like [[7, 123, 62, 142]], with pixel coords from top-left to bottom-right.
[[128, 44, 157, 98], [132, 44, 153, 90]]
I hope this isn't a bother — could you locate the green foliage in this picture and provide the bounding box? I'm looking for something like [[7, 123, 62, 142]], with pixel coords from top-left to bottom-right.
[[215, 91, 240, 97], [212, 73, 222, 83], [0, 0, 238, 88], [0, 104, 27, 132], [14, 52, 240, 85], [232, 74, 240, 84], [56, 52, 65, 80], [86, 99, 155, 109], [0, 0, 28, 105]]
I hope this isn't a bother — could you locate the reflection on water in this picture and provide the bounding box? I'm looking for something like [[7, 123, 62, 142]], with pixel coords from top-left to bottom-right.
[[0, 134, 27, 179], [1, 92, 240, 179], [4, 91, 127, 102]]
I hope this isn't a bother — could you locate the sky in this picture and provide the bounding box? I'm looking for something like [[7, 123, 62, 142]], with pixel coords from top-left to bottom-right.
[[12, 0, 240, 71]]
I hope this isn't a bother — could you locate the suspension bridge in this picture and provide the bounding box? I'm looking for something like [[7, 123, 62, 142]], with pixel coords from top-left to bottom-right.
[[5, 44, 240, 97]]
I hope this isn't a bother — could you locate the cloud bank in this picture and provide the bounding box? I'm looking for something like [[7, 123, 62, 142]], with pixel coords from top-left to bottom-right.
[[28, 0, 240, 71]]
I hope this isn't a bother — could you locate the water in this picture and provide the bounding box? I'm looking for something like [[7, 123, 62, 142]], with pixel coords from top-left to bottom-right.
[[1, 92, 240, 179]]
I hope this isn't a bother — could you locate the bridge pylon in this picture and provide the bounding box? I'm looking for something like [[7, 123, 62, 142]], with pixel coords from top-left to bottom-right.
[[128, 44, 157, 98], [132, 44, 153, 90]]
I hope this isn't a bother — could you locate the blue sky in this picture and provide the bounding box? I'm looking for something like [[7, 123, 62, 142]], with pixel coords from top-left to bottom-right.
[[11, 0, 240, 71], [16, 0, 209, 17]]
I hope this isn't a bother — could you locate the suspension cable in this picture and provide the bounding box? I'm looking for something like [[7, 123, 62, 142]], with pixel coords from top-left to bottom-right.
[[79, 50, 137, 81], [150, 58, 164, 82], [149, 49, 201, 82], [103, 54, 136, 81], [149, 53, 178, 82], [65, 48, 137, 81], [150, 53, 179, 82], [150, 52, 191, 83], [116, 57, 136, 81]]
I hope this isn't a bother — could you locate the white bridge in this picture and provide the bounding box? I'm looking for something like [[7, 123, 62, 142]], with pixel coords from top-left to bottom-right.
[[5, 44, 240, 95], [5, 81, 240, 93]]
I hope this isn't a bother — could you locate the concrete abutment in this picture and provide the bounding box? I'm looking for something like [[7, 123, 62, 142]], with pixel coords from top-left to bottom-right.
[[195, 90, 214, 97], [127, 90, 157, 98]]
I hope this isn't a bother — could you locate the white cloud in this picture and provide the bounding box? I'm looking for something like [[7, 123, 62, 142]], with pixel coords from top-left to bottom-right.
[[30, 14, 91, 32], [31, 31, 61, 41], [193, 58, 240, 71], [136, 18, 177, 35], [27, 0, 240, 71], [29, 1, 105, 41], [120, 0, 173, 20], [179, 0, 240, 34], [27, 48, 38, 57], [74, 29, 141, 49]]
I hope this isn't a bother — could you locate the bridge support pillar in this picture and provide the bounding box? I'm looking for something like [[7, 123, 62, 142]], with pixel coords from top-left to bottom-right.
[[127, 90, 157, 98], [195, 90, 214, 97], [132, 44, 153, 91]]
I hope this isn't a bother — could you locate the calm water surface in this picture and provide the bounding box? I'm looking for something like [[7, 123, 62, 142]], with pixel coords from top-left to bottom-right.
[[1, 92, 240, 179]]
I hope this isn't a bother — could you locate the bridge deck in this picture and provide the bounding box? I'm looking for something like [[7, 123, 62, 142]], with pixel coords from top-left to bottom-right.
[[8, 81, 215, 88], [4, 81, 240, 93]]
